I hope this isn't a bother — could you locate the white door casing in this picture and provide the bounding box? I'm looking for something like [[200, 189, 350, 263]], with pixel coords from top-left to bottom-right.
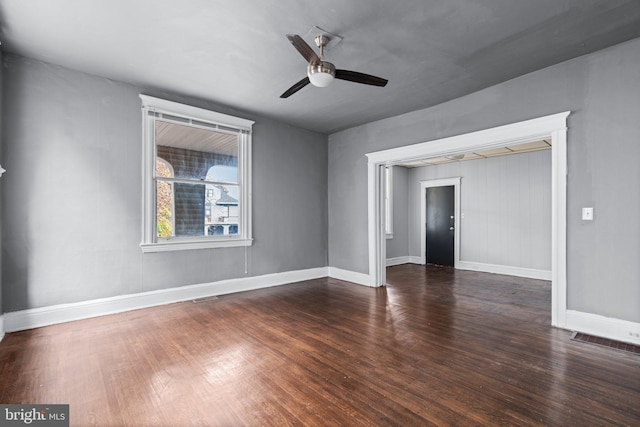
[[366, 112, 569, 328]]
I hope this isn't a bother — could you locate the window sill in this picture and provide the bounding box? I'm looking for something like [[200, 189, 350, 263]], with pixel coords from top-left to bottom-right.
[[141, 238, 253, 253]]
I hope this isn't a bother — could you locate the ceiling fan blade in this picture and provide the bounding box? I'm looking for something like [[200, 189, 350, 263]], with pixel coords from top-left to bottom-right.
[[286, 34, 321, 65], [280, 76, 311, 98], [335, 69, 388, 87]]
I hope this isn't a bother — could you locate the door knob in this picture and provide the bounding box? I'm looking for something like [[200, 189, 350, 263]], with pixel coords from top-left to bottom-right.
[[449, 227, 454, 230]]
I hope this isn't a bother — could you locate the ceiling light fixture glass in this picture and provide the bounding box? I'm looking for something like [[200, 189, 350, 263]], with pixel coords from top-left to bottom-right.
[[307, 61, 335, 87]]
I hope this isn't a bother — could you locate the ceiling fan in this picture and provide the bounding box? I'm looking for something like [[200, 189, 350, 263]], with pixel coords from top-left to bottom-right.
[[280, 34, 388, 98]]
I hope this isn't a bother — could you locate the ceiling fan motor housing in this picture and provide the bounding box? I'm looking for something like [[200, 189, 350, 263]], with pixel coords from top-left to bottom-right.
[[307, 61, 335, 87]]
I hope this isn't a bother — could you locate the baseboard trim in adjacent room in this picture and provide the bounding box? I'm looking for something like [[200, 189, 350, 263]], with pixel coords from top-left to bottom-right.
[[0, 315, 4, 343], [386, 256, 423, 267], [566, 310, 640, 346], [327, 267, 374, 287], [457, 261, 552, 281], [386, 256, 411, 267], [3, 267, 329, 333]]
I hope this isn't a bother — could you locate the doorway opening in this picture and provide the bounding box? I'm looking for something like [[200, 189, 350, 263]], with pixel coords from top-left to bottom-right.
[[366, 112, 569, 328]]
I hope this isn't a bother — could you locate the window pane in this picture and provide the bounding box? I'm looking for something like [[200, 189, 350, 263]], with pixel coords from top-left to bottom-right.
[[205, 184, 239, 236], [156, 181, 240, 238], [206, 164, 237, 184], [159, 181, 205, 237], [155, 120, 238, 182], [156, 158, 173, 178], [156, 179, 174, 238], [154, 120, 242, 239]]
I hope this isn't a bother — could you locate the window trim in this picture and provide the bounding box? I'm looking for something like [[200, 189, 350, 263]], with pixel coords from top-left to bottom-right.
[[139, 95, 254, 252]]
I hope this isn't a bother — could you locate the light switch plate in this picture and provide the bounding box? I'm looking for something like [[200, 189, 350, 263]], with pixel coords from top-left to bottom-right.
[[582, 207, 594, 221]]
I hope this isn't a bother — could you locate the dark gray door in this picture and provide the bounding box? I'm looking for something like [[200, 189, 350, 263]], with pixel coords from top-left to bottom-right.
[[426, 186, 455, 266]]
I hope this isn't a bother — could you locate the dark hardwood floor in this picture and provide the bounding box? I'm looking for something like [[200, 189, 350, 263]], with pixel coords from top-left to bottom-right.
[[0, 264, 638, 426]]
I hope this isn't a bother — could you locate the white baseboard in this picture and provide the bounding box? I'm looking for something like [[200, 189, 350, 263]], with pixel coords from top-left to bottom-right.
[[386, 256, 424, 266], [328, 267, 374, 287], [566, 310, 640, 346], [0, 315, 4, 343], [3, 267, 329, 333], [386, 256, 411, 267], [457, 261, 552, 280]]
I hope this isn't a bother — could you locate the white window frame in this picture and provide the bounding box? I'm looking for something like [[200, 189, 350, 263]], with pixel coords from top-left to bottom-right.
[[139, 95, 254, 252]]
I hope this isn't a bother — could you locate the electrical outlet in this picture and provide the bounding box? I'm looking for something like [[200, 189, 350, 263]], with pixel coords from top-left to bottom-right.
[[582, 207, 594, 221]]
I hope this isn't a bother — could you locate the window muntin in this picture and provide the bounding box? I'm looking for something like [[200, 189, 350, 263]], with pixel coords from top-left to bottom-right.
[[140, 95, 253, 252]]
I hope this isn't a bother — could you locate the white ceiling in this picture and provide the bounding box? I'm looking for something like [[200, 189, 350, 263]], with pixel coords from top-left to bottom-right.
[[1, 0, 640, 134]]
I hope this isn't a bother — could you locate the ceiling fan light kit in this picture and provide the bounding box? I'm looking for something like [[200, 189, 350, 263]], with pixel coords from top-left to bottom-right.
[[308, 61, 335, 87], [281, 33, 388, 98]]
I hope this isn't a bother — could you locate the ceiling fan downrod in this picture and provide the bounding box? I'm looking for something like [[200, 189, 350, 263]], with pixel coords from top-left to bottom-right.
[[315, 34, 329, 59]]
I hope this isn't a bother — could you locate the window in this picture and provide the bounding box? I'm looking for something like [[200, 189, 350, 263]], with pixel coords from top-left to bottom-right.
[[140, 95, 254, 252], [385, 166, 393, 238]]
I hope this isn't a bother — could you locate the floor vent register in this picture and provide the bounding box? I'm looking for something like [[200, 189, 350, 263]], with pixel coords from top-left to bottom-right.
[[571, 332, 640, 355]]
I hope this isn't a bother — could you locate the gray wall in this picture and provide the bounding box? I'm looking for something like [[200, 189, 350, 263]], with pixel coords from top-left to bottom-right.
[[385, 166, 409, 260], [407, 150, 551, 270], [328, 37, 640, 323], [1, 54, 328, 312]]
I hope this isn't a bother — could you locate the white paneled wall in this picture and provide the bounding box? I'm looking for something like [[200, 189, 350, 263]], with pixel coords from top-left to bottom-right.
[[408, 149, 551, 272]]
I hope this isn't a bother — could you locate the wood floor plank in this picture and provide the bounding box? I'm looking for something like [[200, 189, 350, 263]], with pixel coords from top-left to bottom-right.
[[0, 265, 638, 426]]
